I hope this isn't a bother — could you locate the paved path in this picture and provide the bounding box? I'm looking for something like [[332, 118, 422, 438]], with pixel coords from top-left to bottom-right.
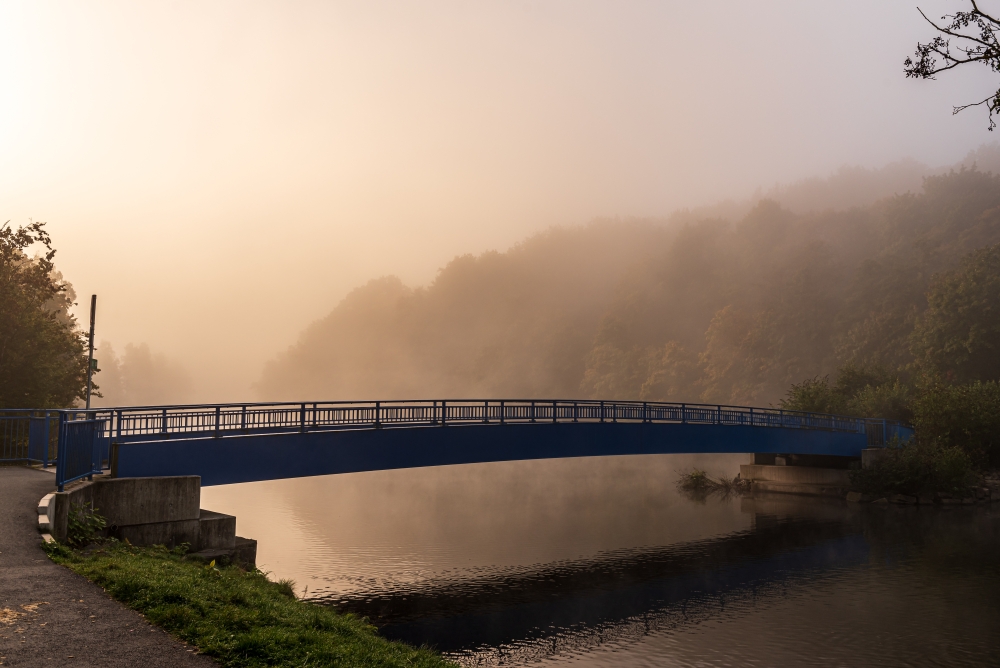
[[0, 467, 216, 667]]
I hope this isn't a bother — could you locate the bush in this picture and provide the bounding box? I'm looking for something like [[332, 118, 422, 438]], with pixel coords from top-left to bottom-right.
[[848, 380, 913, 423], [780, 363, 912, 421], [913, 380, 1000, 468], [66, 503, 106, 546], [849, 439, 976, 498], [676, 469, 749, 495]]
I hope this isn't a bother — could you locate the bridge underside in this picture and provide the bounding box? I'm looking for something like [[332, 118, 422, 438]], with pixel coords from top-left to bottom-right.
[[111, 422, 867, 486]]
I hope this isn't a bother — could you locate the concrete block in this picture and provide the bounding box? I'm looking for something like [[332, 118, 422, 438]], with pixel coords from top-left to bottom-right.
[[114, 519, 201, 549], [184, 537, 257, 569], [50, 481, 97, 543], [862, 448, 890, 470], [740, 465, 850, 486], [36, 493, 54, 533], [91, 476, 200, 526], [233, 537, 257, 569], [199, 510, 236, 550]]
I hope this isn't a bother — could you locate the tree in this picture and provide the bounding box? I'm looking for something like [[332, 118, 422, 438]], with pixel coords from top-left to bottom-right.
[[905, 1, 1000, 129], [0, 221, 89, 408], [911, 243, 1000, 383]]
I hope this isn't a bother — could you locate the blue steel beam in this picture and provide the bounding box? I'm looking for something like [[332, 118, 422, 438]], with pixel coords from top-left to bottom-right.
[[112, 421, 869, 487]]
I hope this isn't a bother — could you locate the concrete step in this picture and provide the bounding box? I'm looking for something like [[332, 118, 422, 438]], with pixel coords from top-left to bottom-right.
[[198, 510, 236, 550], [185, 536, 257, 569]]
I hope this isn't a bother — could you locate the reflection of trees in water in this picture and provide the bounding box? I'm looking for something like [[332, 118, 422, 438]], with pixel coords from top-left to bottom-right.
[[859, 505, 1000, 578], [320, 514, 867, 663]]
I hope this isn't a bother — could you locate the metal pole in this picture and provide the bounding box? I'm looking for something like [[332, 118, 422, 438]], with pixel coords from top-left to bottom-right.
[[85, 295, 97, 410]]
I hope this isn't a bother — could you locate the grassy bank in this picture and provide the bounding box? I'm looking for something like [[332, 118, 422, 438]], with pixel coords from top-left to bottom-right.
[[44, 541, 455, 668]]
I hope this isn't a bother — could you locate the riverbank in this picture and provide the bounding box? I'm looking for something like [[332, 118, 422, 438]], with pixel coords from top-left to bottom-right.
[[44, 541, 456, 668], [0, 466, 215, 667]]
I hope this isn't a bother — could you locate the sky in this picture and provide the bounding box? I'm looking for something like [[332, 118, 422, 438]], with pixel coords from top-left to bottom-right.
[[1, 0, 997, 400]]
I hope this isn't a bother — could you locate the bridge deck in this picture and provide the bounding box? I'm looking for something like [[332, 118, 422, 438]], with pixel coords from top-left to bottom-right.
[[3, 400, 913, 489]]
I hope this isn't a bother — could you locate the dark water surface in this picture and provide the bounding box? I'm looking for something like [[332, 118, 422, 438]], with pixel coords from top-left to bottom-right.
[[202, 455, 1000, 667]]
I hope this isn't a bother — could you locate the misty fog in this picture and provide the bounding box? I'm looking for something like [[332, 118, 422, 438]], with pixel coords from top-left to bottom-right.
[[5, 1, 1000, 406]]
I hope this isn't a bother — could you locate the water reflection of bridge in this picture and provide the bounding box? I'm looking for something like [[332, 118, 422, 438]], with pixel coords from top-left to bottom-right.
[[325, 497, 867, 662], [5, 400, 911, 490]]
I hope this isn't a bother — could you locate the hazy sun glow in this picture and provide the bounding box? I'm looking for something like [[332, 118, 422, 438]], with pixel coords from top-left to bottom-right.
[[0, 0, 993, 400]]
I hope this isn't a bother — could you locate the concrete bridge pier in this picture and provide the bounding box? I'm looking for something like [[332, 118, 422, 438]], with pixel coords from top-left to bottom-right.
[[742, 452, 859, 497]]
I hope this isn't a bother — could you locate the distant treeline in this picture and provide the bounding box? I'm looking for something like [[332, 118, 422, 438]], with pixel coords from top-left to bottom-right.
[[257, 167, 1000, 408]]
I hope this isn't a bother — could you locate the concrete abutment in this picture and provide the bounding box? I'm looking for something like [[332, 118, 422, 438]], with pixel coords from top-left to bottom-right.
[[40, 475, 256, 567]]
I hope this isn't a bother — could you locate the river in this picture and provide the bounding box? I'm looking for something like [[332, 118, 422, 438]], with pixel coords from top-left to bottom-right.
[[201, 454, 1000, 667]]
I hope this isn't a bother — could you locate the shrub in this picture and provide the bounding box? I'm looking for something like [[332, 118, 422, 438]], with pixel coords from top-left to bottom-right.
[[913, 380, 1000, 468], [66, 502, 106, 547], [676, 469, 749, 495], [849, 439, 976, 497], [780, 363, 912, 421]]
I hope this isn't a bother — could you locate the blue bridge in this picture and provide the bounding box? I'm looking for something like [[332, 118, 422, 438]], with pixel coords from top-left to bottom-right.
[[0, 400, 913, 491]]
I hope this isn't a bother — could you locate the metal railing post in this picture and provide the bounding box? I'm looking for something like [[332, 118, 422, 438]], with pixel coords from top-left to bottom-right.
[[441, 401, 447, 426], [681, 404, 686, 424], [600, 401, 605, 423], [643, 402, 648, 423], [43, 412, 51, 468], [89, 417, 99, 480], [374, 401, 381, 429], [56, 412, 67, 492], [500, 400, 505, 424], [161, 408, 168, 435], [530, 401, 536, 423], [241, 405, 247, 431], [215, 406, 221, 438], [553, 400, 557, 423], [573, 401, 578, 422], [484, 400, 489, 424]]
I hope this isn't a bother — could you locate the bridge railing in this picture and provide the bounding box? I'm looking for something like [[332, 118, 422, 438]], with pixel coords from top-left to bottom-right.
[[0, 410, 60, 466], [49, 399, 912, 490], [70, 399, 905, 440], [54, 412, 106, 491]]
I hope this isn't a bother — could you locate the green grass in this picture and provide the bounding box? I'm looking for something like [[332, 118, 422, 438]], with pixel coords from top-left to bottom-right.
[[44, 541, 456, 668]]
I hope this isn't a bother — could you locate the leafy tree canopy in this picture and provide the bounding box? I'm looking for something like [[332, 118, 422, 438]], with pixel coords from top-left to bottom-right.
[[0, 221, 89, 408], [912, 242, 1000, 383]]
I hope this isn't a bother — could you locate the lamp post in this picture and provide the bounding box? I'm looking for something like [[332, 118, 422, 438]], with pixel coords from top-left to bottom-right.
[[85, 295, 97, 411]]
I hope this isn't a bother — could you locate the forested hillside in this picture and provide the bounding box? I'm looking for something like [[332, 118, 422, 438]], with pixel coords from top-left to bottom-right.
[[257, 168, 1000, 406]]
